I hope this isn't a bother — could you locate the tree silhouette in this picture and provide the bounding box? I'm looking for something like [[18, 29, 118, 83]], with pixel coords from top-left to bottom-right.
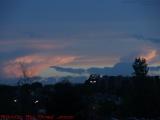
[[85, 74, 100, 85], [16, 61, 36, 86], [132, 57, 149, 77]]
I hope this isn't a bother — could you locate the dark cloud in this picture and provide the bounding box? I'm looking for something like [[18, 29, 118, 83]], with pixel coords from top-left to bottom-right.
[[87, 62, 133, 76], [53, 63, 160, 76], [51, 66, 86, 74], [52, 62, 134, 76], [133, 34, 160, 43]]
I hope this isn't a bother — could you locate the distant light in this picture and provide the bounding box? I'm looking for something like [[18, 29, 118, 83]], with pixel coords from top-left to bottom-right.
[[34, 100, 39, 104], [90, 81, 93, 83], [14, 99, 17, 103], [89, 80, 96, 84]]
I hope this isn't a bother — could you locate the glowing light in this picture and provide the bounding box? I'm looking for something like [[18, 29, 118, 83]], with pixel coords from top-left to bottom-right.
[[90, 80, 97, 84], [34, 100, 39, 104], [13, 99, 17, 103]]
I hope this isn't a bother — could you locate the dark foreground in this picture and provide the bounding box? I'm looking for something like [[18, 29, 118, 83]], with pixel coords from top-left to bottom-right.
[[0, 75, 160, 120]]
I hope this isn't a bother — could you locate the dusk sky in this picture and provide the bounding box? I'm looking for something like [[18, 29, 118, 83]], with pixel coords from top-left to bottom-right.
[[0, 0, 160, 78]]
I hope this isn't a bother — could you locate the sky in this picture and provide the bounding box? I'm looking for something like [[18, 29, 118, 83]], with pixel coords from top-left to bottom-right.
[[0, 0, 160, 78]]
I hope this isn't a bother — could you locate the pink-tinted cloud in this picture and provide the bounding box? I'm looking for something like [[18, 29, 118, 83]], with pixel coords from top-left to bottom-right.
[[140, 49, 157, 62], [3, 54, 77, 78]]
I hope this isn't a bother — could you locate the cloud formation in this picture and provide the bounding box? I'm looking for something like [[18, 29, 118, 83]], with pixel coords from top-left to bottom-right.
[[133, 35, 160, 44], [0, 40, 69, 52], [3, 55, 77, 78], [52, 62, 160, 76], [51, 66, 86, 74], [0, 0, 160, 80], [140, 49, 157, 62]]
